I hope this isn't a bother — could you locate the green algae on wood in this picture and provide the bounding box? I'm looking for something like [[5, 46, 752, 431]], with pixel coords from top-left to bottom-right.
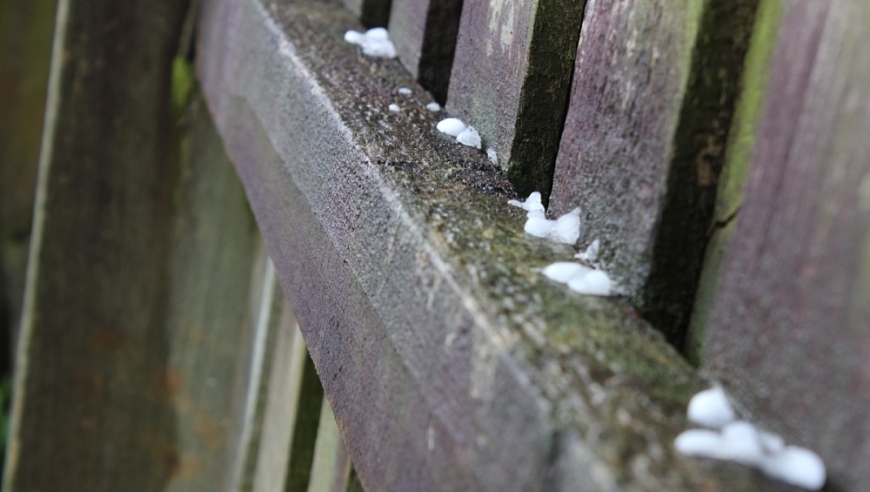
[[549, 0, 759, 347], [684, 0, 784, 364]]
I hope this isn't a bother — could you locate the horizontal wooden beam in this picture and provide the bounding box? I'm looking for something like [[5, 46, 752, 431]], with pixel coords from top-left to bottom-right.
[[196, 0, 783, 490]]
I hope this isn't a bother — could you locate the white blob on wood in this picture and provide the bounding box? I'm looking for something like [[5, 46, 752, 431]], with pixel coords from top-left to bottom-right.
[[436, 118, 467, 137], [567, 269, 612, 296], [524, 215, 555, 237], [487, 148, 498, 165], [677, 388, 827, 490], [426, 102, 441, 112], [575, 239, 600, 263], [398, 87, 412, 95], [388, 103, 400, 112], [456, 126, 482, 149], [687, 386, 736, 428], [508, 191, 542, 212], [541, 262, 592, 284], [344, 28, 397, 58], [760, 446, 826, 491], [550, 208, 581, 245]]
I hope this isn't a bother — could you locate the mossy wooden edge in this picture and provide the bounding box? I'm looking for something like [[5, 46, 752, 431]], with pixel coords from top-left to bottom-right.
[[684, 0, 783, 364], [197, 0, 783, 490]]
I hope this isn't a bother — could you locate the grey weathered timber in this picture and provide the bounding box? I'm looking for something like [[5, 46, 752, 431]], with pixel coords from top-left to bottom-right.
[[196, 0, 784, 490], [387, 0, 462, 104], [1, 0, 271, 483], [446, 0, 585, 200], [249, 302, 311, 492], [342, 0, 391, 27], [0, 0, 56, 364], [548, 0, 758, 345], [307, 400, 352, 492], [224, 252, 281, 492], [283, 344, 325, 492], [691, 1, 870, 490]]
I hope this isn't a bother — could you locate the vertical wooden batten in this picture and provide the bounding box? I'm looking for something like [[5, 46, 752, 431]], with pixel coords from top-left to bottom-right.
[[446, 0, 586, 201], [387, 0, 463, 104], [549, 0, 759, 346], [694, 1, 870, 489]]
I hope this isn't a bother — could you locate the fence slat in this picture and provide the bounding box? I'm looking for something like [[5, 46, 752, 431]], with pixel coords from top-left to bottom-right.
[[196, 0, 781, 489], [2, 4, 267, 484], [387, 0, 462, 104], [306, 400, 351, 492], [548, 0, 758, 345], [692, 1, 870, 489], [446, 0, 585, 198]]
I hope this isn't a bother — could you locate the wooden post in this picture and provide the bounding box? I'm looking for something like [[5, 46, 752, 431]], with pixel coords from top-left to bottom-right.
[[692, 1, 870, 489], [549, 0, 758, 345], [387, 0, 463, 104], [446, 0, 586, 199], [1, 0, 272, 484]]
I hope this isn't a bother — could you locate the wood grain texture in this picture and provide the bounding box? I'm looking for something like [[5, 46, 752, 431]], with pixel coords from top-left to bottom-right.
[[197, 0, 786, 489], [387, 0, 462, 104], [549, 0, 758, 345], [0, 0, 56, 367], [696, 1, 870, 490], [250, 301, 308, 492], [446, 0, 585, 199], [2, 5, 268, 486]]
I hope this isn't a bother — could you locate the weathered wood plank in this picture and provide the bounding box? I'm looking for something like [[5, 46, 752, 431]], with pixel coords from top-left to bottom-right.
[[197, 0, 783, 490], [691, 1, 870, 489], [4, 0, 190, 489], [283, 343, 325, 492], [249, 301, 309, 492], [446, 0, 585, 199], [341, 0, 391, 27], [0, 0, 56, 367], [224, 252, 281, 492], [1, 2, 274, 485], [307, 400, 351, 492], [548, 0, 758, 345], [387, 0, 462, 104]]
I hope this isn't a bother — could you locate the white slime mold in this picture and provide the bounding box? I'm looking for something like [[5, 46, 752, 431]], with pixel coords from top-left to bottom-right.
[[426, 102, 442, 112], [436, 118, 467, 137], [676, 387, 826, 490], [343, 27, 397, 58], [456, 126, 482, 149]]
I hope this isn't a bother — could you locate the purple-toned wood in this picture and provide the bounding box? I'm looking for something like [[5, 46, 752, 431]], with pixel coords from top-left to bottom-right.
[[197, 0, 785, 490], [446, 0, 585, 199], [549, 0, 757, 344], [699, 1, 870, 490], [387, 0, 462, 104]]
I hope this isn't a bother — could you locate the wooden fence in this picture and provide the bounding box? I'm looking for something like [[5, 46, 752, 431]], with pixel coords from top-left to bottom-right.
[[1, 0, 868, 490]]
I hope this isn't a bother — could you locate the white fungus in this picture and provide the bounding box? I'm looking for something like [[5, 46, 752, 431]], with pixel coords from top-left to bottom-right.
[[550, 208, 581, 245], [508, 192, 544, 213], [567, 269, 612, 296], [388, 103, 400, 112], [456, 126, 482, 149], [541, 262, 592, 284], [575, 239, 600, 263], [487, 148, 498, 165], [687, 386, 736, 428], [524, 208, 581, 245], [436, 118, 467, 137], [343, 28, 397, 58], [398, 87, 412, 95], [677, 387, 826, 490], [426, 102, 442, 112]]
